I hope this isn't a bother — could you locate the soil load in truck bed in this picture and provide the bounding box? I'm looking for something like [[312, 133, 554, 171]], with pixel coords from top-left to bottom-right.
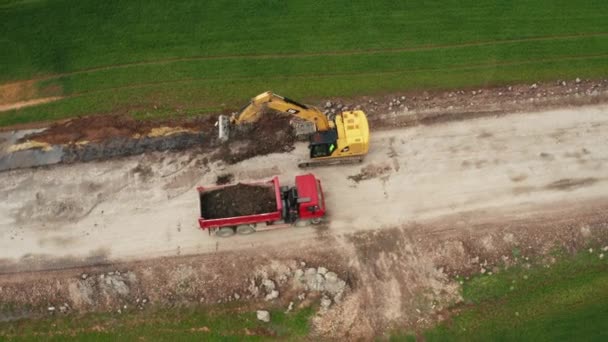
[[200, 183, 276, 219]]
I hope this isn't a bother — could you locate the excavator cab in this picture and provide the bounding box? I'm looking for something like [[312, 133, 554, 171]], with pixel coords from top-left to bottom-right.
[[309, 130, 338, 158]]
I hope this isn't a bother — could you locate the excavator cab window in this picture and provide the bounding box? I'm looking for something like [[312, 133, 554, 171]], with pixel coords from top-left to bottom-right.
[[310, 144, 332, 158], [309, 130, 338, 159]]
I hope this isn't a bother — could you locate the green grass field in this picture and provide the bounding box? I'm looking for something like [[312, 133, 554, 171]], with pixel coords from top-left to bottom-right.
[[2, 0, 608, 126], [0, 305, 314, 341], [406, 249, 608, 341]]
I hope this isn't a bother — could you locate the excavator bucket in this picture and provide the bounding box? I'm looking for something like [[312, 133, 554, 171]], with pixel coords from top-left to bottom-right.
[[217, 115, 230, 142]]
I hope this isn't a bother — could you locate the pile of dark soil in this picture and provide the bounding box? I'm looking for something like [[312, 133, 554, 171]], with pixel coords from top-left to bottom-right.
[[20, 114, 216, 145], [219, 112, 295, 164], [216, 173, 234, 185], [201, 183, 276, 219]]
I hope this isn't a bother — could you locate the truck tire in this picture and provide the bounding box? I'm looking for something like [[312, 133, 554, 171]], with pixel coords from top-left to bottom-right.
[[216, 227, 235, 237], [236, 224, 256, 235]]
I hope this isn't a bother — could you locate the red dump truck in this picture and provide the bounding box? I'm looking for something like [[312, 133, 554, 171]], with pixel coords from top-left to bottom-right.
[[197, 174, 326, 237]]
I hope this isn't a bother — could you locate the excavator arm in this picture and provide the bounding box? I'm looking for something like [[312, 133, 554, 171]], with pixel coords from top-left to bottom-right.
[[233, 91, 332, 131]]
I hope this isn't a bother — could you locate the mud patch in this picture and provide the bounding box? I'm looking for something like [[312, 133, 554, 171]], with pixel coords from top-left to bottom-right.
[[477, 131, 493, 139], [509, 173, 528, 182], [348, 162, 392, 183], [539, 152, 555, 160], [216, 173, 234, 185], [200, 183, 276, 219], [545, 178, 598, 191]]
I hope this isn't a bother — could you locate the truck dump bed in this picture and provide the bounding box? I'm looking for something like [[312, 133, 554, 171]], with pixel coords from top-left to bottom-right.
[[197, 177, 282, 230]]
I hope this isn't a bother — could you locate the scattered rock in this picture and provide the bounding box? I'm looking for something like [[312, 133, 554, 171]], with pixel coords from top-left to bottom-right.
[[47, 306, 55, 312], [262, 279, 276, 292], [265, 290, 279, 301], [285, 301, 294, 313], [576, 77, 582, 84], [81, 273, 88, 280], [256, 310, 271, 323], [317, 267, 328, 275], [320, 296, 332, 311]]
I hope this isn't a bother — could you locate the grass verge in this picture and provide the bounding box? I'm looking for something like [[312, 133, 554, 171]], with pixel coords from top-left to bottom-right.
[[0, 304, 315, 341], [415, 248, 608, 341]]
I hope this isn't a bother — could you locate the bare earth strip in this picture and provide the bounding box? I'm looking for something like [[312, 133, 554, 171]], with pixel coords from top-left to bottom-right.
[[0, 97, 63, 112], [0, 104, 606, 272]]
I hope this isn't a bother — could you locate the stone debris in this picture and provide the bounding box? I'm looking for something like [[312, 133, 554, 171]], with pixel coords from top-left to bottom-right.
[[262, 279, 276, 292], [293, 266, 347, 303], [320, 295, 332, 311], [256, 310, 270, 323], [285, 301, 294, 313], [265, 290, 279, 301]]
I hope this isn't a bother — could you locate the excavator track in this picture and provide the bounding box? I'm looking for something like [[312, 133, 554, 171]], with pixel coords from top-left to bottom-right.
[[298, 156, 364, 168]]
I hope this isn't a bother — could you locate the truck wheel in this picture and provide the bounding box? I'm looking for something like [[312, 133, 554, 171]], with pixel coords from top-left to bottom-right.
[[236, 224, 256, 235], [311, 217, 322, 225], [216, 227, 235, 237]]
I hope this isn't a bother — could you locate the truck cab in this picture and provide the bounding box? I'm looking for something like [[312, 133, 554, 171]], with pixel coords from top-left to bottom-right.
[[282, 174, 326, 224]]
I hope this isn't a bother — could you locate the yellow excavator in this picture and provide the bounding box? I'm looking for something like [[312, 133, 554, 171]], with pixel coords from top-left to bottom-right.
[[219, 91, 369, 167]]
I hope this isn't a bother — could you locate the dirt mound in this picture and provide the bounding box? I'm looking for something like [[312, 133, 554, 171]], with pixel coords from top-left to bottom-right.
[[216, 173, 234, 185], [219, 113, 295, 164], [201, 183, 276, 219], [20, 114, 216, 145]]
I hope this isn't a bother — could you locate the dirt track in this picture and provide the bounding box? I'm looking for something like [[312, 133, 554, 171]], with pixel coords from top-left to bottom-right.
[[1, 104, 607, 272]]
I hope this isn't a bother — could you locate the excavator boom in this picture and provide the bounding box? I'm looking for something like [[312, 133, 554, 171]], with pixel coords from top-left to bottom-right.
[[233, 91, 332, 131]]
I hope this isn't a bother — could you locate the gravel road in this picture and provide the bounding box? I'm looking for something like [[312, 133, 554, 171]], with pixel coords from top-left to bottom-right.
[[1, 105, 607, 272]]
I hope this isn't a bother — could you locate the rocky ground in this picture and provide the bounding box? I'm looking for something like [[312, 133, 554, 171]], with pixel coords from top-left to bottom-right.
[[1, 199, 607, 339]]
